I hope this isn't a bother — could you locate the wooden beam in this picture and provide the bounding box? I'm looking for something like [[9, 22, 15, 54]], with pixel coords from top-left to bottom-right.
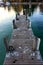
[[10, 2, 43, 5]]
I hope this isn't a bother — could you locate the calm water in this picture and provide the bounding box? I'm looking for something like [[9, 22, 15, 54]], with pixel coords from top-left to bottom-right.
[[0, 6, 23, 65], [29, 6, 43, 59], [0, 7, 16, 65], [0, 19, 13, 65]]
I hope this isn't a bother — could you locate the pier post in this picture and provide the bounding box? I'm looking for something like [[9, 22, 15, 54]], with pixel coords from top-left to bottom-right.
[[13, 19, 17, 29], [29, 0, 31, 16], [34, 37, 38, 51], [16, 13, 20, 20], [4, 36, 14, 52], [23, 9, 26, 15], [4, 36, 9, 52], [13, 19, 15, 29]]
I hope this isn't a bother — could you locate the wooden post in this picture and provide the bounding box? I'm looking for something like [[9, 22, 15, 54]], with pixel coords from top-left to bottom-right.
[[29, 0, 31, 16], [23, 9, 26, 15], [13, 19, 17, 29], [13, 19, 15, 29], [4, 36, 9, 52], [35, 37, 38, 51], [4, 36, 14, 52], [16, 13, 20, 20], [32, 37, 38, 51]]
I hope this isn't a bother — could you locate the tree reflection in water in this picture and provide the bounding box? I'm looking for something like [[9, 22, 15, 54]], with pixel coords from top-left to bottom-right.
[[3, 0, 23, 13]]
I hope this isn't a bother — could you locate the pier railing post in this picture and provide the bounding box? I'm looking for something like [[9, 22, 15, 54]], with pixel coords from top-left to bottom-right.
[[4, 36, 14, 52], [4, 36, 9, 52], [13, 19, 17, 29], [29, 0, 31, 16]]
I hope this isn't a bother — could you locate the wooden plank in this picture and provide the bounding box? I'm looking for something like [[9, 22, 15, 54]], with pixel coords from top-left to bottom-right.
[[11, 2, 43, 5], [4, 58, 43, 65], [4, 15, 42, 65]]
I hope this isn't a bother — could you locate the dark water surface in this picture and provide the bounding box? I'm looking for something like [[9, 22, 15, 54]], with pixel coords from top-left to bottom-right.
[[30, 11, 43, 59]]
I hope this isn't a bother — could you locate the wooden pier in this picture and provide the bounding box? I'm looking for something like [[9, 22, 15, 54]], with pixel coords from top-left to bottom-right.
[[4, 15, 43, 65]]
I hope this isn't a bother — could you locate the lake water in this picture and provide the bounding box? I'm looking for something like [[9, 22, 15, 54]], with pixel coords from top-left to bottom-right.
[[0, 6, 23, 65], [0, 7, 17, 65]]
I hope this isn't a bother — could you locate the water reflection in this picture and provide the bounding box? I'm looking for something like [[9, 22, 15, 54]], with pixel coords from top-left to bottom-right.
[[0, 6, 16, 65], [0, 4, 24, 64], [32, 6, 40, 16], [0, 7, 16, 21]]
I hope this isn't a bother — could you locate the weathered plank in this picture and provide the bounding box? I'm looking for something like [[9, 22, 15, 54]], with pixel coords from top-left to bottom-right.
[[4, 15, 42, 65]]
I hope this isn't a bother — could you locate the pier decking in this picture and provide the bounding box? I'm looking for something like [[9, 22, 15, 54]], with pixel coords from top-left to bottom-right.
[[4, 15, 43, 65]]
